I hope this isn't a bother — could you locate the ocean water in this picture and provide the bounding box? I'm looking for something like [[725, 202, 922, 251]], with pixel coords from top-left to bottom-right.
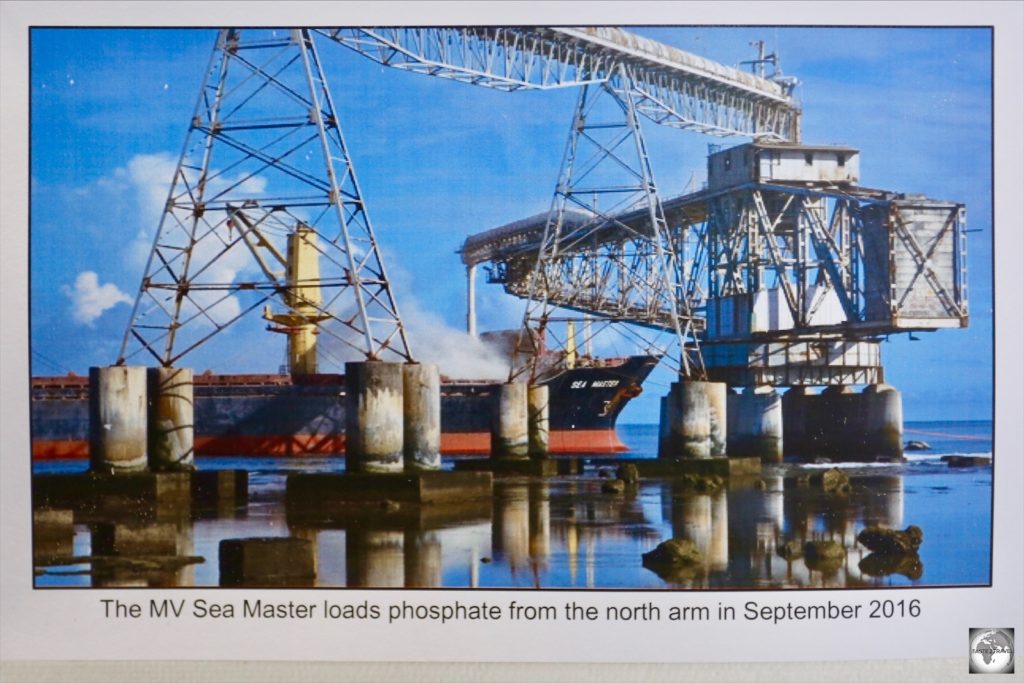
[[33, 420, 993, 589]]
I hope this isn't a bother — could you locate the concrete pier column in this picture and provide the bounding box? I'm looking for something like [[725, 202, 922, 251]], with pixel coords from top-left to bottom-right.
[[664, 381, 710, 459], [706, 382, 728, 457], [345, 361, 404, 474], [527, 385, 550, 458], [89, 366, 148, 474], [782, 386, 816, 457], [657, 395, 671, 458], [491, 382, 529, 459], [816, 385, 855, 458], [402, 363, 441, 471], [728, 386, 783, 463], [404, 531, 442, 588], [147, 367, 194, 472], [861, 384, 903, 459]]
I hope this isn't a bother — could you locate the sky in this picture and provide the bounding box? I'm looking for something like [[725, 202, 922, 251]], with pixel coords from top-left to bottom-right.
[[28, 26, 994, 422]]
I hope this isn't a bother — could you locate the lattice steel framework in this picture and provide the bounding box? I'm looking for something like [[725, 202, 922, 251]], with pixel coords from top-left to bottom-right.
[[685, 183, 968, 339], [117, 29, 412, 368], [509, 65, 705, 381], [464, 182, 967, 341], [317, 26, 801, 140]]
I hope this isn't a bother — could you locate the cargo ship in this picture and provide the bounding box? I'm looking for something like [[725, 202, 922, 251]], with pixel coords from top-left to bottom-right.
[[30, 210, 659, 461], [30, 353, 657, 460]]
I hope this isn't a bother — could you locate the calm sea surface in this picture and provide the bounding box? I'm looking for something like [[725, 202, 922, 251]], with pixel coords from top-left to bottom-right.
[[34, 420, 993, 589]]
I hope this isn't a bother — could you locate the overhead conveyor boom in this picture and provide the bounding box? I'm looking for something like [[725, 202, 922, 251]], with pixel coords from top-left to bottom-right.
[[315, 26, 802, 140]]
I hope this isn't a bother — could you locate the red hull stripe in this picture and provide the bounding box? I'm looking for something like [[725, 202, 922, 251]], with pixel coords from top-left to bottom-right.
[[32, 429, 627, 460]]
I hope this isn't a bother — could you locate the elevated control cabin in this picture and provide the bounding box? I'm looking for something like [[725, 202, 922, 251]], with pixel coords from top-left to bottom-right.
[[707, 142, 860, 190]]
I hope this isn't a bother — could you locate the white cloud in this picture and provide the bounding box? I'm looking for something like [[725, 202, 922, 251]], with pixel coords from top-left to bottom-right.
[[62, 271, 133, 326], [119, 152, 267, 328]]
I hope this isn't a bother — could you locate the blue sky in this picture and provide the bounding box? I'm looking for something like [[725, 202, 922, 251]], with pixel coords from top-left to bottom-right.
[[29, 26, 993, 422]]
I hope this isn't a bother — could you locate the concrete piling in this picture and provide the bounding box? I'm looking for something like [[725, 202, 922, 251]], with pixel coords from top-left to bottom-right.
[[727, 386, 783, 463], [782, 386, 816, 457], [491, 382, 529, 459], [657, 395, 671, 458], [89, 366, 148, 474], [345, 361, 404, 474], [816, 385, 856, 458], [664, 381, 711, 459], [527, 384, 550, 458], [147, 367, 195, 471], [402, 363, 441, 471], [861, 384, 903, 458], [706, 382, 728, 457]]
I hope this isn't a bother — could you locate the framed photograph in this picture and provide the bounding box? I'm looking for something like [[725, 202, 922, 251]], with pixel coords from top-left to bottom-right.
[[2, 2, 1021, 681]]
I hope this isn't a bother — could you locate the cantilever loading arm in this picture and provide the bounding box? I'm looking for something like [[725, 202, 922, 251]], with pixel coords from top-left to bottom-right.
[[315, 26, 801, 141]]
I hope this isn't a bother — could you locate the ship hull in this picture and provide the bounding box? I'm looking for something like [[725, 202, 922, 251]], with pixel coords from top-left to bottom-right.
[[30, 356, 658, 459]]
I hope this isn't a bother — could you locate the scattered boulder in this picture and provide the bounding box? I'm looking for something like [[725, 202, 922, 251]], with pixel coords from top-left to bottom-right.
[[857, 525, 924, 554], [597, 468, 615, 479], [941, 455, 992, 468], [810, 467, 850, 493], [776, 539, 803, 560], [859, 552, 924, 580], [904, 440, 930, 451], [675, 473, 721, 493], [601, 479, 626, 494], [753, 479, 768, 491], [616, 463, 640, 484], [642, 539, 703, 569], [693, 476, 720, 493], [804, 540, 846, 572]]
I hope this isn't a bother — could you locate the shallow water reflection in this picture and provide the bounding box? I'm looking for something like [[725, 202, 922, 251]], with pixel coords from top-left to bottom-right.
[[35, 461, 990, 589]]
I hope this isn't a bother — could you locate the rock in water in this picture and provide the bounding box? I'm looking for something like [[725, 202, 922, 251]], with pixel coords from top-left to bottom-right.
[[804, 540, 846, 572], [904, 440, 930, 451], [810, 467, 850, 493], [601, 479, 626, 494], [642, 539, 702, 568], [776, 539, 803, 560], [859, 552, 924, 580], [941, 455, 992, 468], [857, 525, 924, 554], [616, 463, 639, 484]]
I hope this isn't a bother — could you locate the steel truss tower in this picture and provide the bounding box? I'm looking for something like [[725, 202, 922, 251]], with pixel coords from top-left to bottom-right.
[[512, 64, 705, 382], [117, 29, 412, 369]]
